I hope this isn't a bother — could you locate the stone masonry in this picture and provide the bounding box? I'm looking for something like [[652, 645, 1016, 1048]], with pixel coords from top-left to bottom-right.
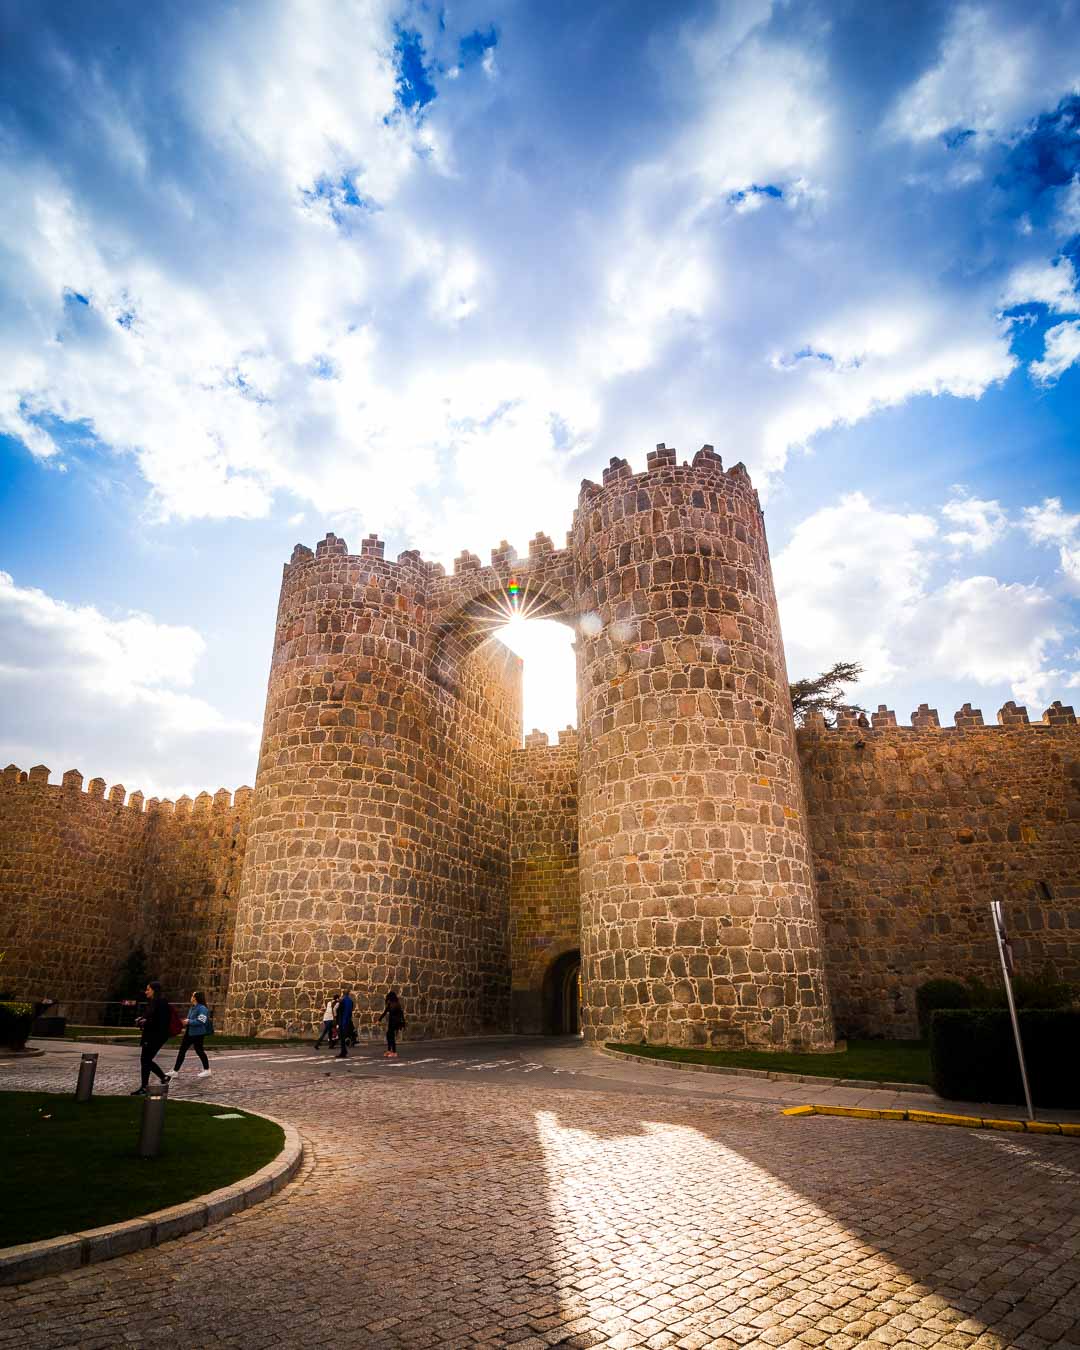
[[572, 445, 834, 1049], [3, 446, 1080, 1047], [0, 765, 251, 1014], [801, 702, 1080, 1037], [510, 727, 580, 1033]]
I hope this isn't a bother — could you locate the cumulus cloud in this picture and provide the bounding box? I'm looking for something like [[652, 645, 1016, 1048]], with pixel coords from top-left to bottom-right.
[[0, 0, 1065, 534], [774, 493, 1069, 707], [1030, 319, 1080, 384], [1002, 258, 1080, 314], [0, 572, 259, 798], [941, 488, 1009, 553], [1022, 496, 1080, 588], [888, 3, 1080, 144]]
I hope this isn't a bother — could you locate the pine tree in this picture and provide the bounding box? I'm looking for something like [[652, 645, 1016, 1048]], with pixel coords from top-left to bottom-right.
[[789, 661, 864, 727]]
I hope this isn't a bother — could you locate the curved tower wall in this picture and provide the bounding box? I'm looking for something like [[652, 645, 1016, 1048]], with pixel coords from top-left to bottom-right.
[[572, 444, 834, 1050], [225, 533, 519, 1037]]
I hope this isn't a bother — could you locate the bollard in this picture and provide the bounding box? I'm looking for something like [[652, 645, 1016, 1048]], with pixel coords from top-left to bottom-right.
[[138, 1080, 169, 1158], [74, 1051, 98, 1102]]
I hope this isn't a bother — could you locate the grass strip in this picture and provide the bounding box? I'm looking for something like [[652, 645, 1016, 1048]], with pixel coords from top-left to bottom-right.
[[0, 1091, 283, 1247], [606, 1037, 931, 1084]]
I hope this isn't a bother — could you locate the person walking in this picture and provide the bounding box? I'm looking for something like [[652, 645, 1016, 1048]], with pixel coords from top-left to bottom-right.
[[335, 986, 355, 1058], [378, 990, 406, 1058], [166, 991, 212, 1080], [314, 996, 338, 1050], [131, 981, 173, 1095]]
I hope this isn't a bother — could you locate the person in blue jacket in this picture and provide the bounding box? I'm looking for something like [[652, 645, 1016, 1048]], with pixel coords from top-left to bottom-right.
[[336, 986, 355, 1059], [167, 990, 212, 1079]]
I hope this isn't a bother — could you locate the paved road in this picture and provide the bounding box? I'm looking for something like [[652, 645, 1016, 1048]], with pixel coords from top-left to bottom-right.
[[2, 1039, 1079, 1348]]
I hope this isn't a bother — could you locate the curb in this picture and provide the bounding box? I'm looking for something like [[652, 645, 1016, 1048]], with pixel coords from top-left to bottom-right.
[[598, 1045, 927, 1094], [0, 1048, 46, 1061], [782, 1104, 1080, 1136], [0, 1104, 303, 1287]]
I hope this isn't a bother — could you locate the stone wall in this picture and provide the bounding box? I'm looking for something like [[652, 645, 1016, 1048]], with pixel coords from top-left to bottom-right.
[[510, 729, 580, 1033], [224, 533, 523, 1039], [0, 764, 251, 1018], [572, 445, 834, 1050], [799, 700, 1080, 1037]]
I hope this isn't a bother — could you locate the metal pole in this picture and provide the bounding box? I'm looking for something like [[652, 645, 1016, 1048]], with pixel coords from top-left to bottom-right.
[[991, 900, 1035, 1122], [138, 1080, 169, 1158], [74, 1051, 98, 1102]]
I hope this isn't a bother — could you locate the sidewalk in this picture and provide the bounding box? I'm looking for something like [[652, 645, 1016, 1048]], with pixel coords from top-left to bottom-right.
[[542, 1042, 1080, 1124]]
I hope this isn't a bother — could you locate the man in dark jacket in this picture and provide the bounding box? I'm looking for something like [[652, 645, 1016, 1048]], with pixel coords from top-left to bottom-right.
[[132, 980, 173, 1094], [336, 986, 355, 1059]]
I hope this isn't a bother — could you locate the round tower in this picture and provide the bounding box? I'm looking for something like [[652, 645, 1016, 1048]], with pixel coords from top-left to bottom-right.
[[572, 444, 834, 1050], [224, 532, 518, 1037]]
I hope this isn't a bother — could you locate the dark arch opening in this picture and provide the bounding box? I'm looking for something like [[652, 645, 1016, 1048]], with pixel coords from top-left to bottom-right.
[[542, 949, 581, 1036]]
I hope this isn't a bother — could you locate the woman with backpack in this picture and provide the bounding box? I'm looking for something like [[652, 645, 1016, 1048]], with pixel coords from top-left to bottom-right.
[[166, 990, 213, 1080], [131, 980, 174, 1095], [378, 990, 406, 1058]]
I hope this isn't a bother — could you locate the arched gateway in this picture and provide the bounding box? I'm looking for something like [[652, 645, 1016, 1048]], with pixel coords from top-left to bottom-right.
[[225, 444, 835, 1051]]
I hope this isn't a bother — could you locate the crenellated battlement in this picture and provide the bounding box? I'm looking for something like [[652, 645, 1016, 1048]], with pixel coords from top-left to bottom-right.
[[0, 763, 253, 812], [518, 726, 578, 751], [575, 443, 753, 510], [800, 699, 1077, 734]]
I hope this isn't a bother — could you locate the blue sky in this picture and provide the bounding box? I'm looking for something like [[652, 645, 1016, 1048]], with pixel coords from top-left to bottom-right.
[[1, 0, 1079, 796]]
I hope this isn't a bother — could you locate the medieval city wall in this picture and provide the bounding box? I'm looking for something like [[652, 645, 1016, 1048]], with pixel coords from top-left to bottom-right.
[[0, 764, 251, 1017], [223, 533, 527, 1039], [798, 701, 1080, 1038], [573, 446, 835, 1051], [510, 728, 580, 1033]]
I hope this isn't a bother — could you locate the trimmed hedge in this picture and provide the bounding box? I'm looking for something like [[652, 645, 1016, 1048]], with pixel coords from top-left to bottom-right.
[[915, 978, 970, 1039], [930, 1009, 1080, 1108], [0, 1001, 34, 1051]]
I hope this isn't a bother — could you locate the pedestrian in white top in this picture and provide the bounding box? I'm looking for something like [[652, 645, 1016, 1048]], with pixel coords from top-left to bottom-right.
[[314, 997, 338, 1050]]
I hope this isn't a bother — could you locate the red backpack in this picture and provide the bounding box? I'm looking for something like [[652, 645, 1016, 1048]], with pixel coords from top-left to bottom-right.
[[168, 1004, 185, 1037]]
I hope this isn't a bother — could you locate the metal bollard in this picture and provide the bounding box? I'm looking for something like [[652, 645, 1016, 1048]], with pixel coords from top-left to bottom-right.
[[74, 1051, 98, 1102], [138, 1080, 169, 1158]]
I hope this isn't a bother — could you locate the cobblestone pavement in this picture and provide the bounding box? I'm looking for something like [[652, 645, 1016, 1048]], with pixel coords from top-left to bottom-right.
[[2, 1048, 1079, 1349]]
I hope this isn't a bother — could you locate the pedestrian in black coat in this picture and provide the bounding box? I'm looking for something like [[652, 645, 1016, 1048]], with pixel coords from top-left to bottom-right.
[[132, 981, 173, 1094], [379, 990, 406, 1058]]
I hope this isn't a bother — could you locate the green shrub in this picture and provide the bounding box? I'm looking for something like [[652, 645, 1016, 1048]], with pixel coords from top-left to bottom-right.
[[0, 1001, 34, 1051], [930, 1009, 1080, 1108], [915, 978, 970, 1039], [1010, 966, 1075, 1011]]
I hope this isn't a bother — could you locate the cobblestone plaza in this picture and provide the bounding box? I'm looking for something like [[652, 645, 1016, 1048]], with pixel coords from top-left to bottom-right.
[[2, 1041, 1078, 1349]]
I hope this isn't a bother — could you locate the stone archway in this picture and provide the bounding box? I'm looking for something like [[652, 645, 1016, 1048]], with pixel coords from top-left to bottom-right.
[[541, 946, 581, 1036]]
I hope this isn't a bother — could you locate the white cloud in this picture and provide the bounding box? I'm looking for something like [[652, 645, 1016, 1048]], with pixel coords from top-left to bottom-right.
[[773, 492, 938, 685], [0, 0, 1067, 536], [888, 3, 1080, 144], [0, 572, 258, 797], [775, 494, 1069, 705], [921, 574, 1063, 691], [1023, 496, 1080, 589], [941, 488, 1009, 553], [1030, 320, 1080, 384], [1002, 258, 1079, 315]]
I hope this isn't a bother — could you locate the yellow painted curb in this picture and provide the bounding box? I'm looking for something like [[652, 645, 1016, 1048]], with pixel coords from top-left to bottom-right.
[[783, 1106, 1078, 1137]]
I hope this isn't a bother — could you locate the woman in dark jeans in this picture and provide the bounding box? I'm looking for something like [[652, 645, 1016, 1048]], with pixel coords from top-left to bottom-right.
[[131, 980, 172, 1095]]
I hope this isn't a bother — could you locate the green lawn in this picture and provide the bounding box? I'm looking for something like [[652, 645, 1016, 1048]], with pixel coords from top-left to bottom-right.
[[607, 1038, 931, 1084], [0, 1091, 284, 1247]]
